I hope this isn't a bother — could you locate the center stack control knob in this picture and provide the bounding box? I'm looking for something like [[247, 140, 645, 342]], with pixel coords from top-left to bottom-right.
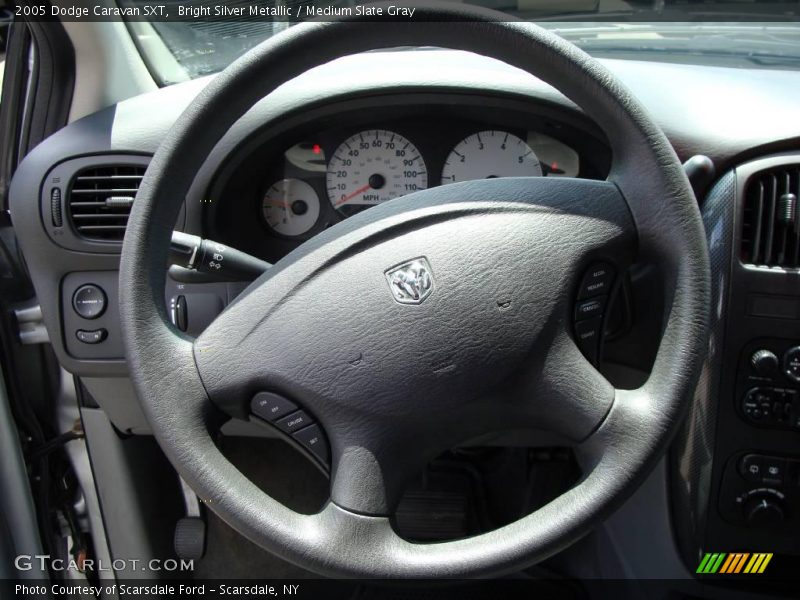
[[784, 346, 800, 382], [751, 349, 779, 377], [744, 495, 785, 526]]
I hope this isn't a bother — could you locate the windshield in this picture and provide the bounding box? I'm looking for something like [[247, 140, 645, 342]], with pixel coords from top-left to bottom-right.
[[120, 1, 800, 84]]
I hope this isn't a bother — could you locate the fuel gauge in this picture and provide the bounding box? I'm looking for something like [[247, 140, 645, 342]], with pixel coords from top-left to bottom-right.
[[262, 179, 320, 237]]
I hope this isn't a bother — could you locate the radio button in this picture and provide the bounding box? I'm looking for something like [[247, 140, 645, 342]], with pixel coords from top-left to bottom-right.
[[577, 262, 614, 299]]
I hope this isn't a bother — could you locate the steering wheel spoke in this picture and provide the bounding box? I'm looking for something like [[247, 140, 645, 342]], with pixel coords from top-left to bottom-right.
[[515, 332, 617, 438]]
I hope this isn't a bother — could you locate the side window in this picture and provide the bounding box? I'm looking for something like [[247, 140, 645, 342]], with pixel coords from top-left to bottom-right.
[[0, 4, 13, 100], [0, 10, 72, 212]]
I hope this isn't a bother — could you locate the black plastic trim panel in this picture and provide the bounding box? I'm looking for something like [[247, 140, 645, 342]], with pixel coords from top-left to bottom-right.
[[61, 271, 124, 360], [703, 153, 800, 565], [671, 170, 736, 572]]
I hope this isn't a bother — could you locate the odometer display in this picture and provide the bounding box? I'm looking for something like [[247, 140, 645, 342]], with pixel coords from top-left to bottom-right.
[[327, 130, 427, 215]]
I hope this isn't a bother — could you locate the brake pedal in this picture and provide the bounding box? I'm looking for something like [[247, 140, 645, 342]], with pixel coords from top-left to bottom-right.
[[174, 477, 206, 560]]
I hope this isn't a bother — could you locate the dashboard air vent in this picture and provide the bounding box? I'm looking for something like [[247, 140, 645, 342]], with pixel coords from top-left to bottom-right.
[[67, 165, 146, 241], [741, 166, 800, 268]]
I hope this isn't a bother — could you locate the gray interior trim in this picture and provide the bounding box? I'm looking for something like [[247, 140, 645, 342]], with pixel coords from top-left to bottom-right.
[[63, 19, 157, 123], [123, 20, 189, 86], [0, 361, 46, 578], [80, 377, 150, 435], [56, 370, 116, 583], [80, 407, 159, 578]]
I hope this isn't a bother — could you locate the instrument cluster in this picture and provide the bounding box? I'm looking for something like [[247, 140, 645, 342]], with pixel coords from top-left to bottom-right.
[[207, 105, 610, 263], [260, 126, 581, 239]]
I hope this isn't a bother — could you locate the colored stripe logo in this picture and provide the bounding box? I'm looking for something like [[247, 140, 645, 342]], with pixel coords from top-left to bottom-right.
[[697, 552, 773, 574]]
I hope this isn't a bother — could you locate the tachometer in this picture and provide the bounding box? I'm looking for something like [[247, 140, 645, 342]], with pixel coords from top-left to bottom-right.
[[262, 179, 320, 237], [441, 130, 542, 184], [327, 130, 427, 215]]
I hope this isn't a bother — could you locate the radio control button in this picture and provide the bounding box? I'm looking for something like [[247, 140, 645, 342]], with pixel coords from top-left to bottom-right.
[[751, 349, 779, 377], [577, 263, 614, 299]]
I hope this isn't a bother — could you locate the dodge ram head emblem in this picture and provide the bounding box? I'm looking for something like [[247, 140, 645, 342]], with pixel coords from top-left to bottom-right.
[[385, 258, 434, 305]]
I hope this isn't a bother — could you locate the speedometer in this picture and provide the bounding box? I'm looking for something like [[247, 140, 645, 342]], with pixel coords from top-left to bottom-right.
[[441, 130, 542, 184], [327, 130, 427, 215]]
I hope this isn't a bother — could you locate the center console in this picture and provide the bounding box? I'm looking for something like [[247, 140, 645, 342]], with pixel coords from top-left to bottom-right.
[[674, 154, 800, 576]]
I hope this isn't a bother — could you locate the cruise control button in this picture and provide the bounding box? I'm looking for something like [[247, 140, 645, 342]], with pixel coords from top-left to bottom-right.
[[575, 296, 607, 321], [578, 263, 614, 299], [251, 392, 297, 422], [275, 410, 312, 434], [740, 454, 764, 482], [76, 329, 107, 344], [72, 284, 107, 319], [293, 424, 329, 464]]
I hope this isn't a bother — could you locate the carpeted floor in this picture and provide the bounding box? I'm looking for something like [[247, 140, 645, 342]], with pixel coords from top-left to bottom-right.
[[190, 436, 329, 579]]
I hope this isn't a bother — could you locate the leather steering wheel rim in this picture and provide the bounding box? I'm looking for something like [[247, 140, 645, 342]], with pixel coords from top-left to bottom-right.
[[119, 5, 710, 578]]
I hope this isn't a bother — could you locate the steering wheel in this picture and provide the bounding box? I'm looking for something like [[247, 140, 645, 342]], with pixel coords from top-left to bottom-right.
[[119, 5, 710, 578]]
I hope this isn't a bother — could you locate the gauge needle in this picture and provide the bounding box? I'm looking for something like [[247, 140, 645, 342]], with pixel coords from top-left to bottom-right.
[[265, 201, 289, 208], [335, 183, 371, 207]]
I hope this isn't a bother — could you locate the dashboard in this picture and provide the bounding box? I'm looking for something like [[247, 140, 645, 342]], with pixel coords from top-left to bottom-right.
[[7, 49, 800, 584], [205, 99, 609, 263]]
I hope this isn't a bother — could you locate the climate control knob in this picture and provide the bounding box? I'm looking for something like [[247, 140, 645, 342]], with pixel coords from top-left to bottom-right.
[[744, 495, 785, 526], [785, 346, 800, 382], [751, 349, 779, 377]]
